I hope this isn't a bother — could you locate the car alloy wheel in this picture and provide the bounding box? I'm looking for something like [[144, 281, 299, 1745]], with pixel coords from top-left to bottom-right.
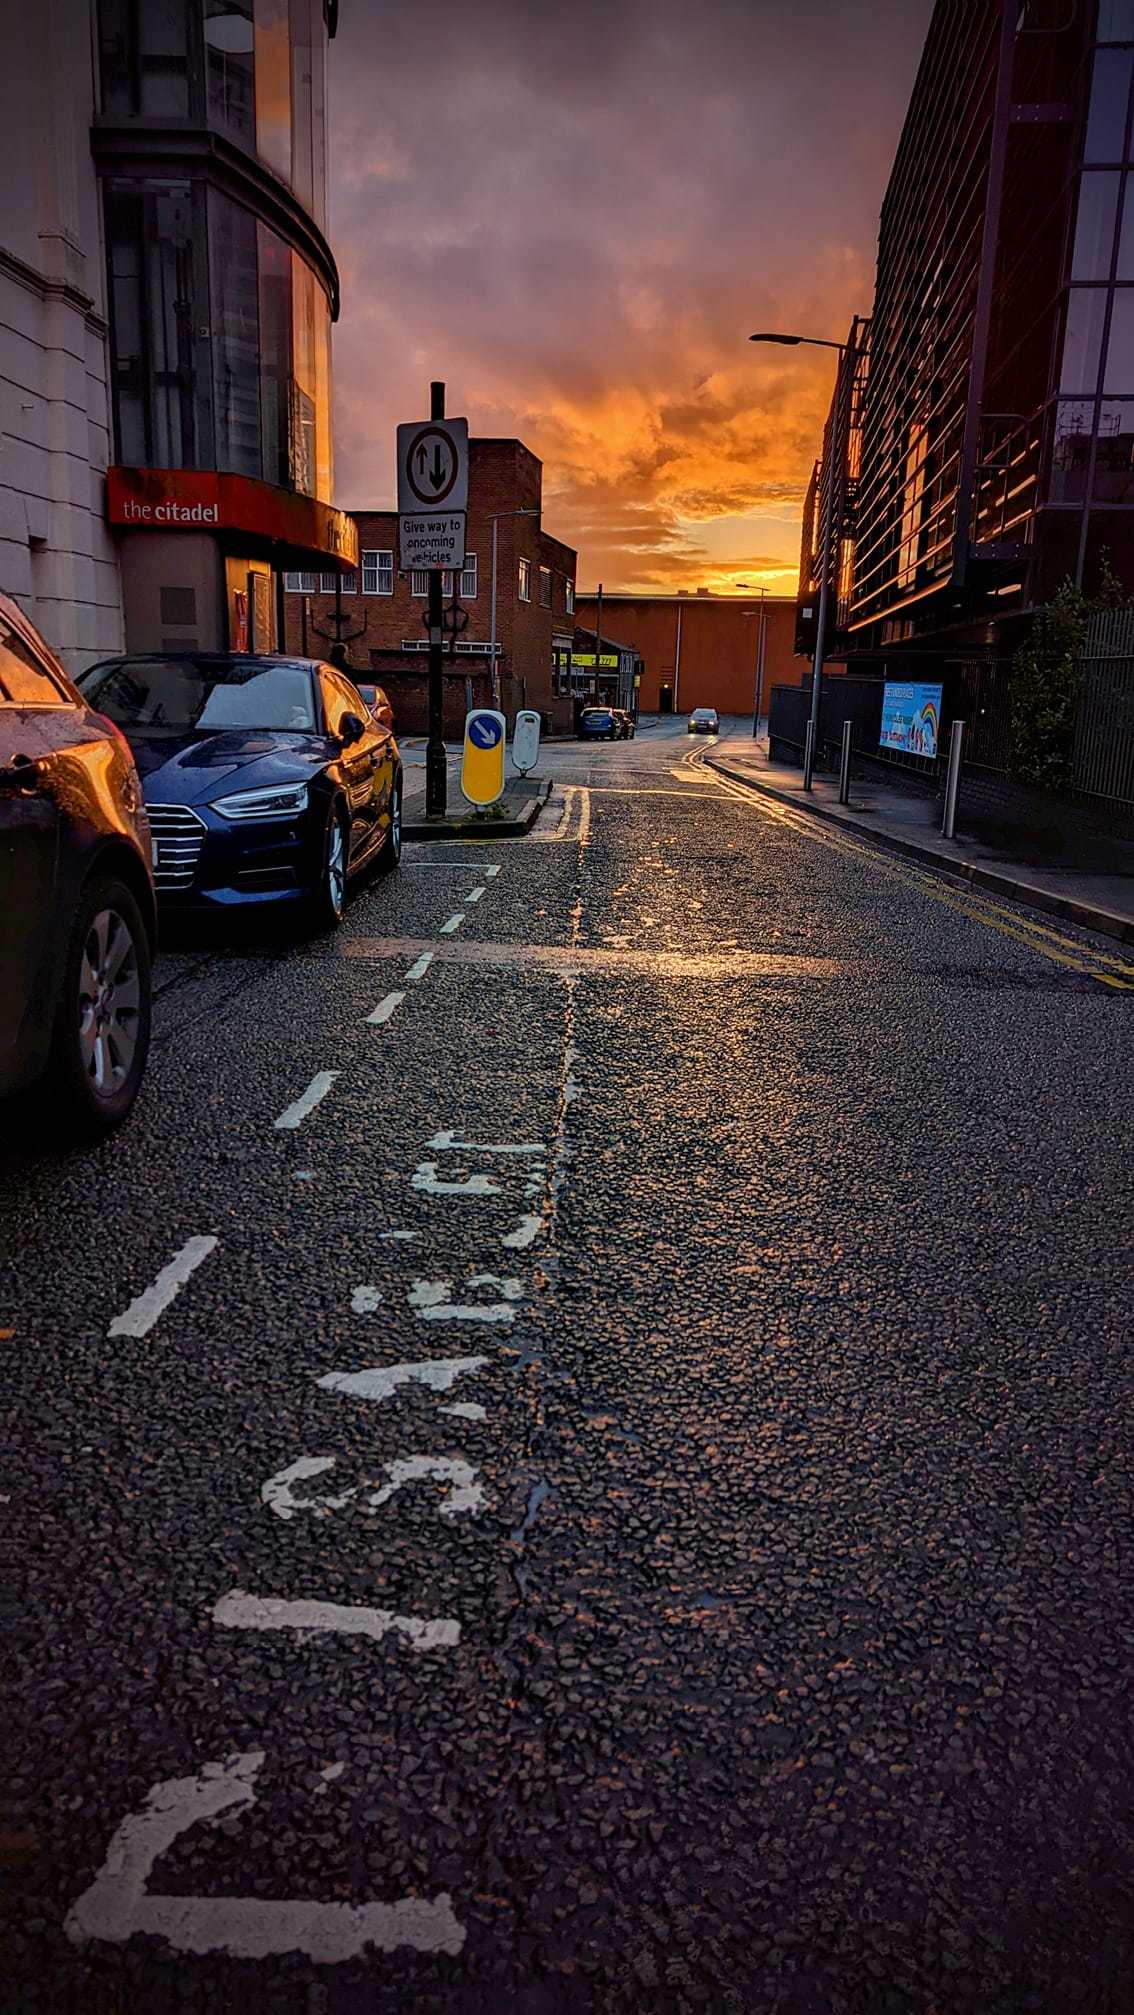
[[325, 813, 346, 917], [378, 780, 402, 873], [78, 905, 142, 1096]]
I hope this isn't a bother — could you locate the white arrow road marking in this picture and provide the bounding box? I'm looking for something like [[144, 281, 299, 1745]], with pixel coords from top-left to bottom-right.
[[262, 1455, 356, 1521], [316, 1356, 487, 1403], [365, 991, 405, 1026], [212, 1593, 460, 1652], [273, 1071, 339, 1131], [501, 1213, 543, 1249], [438, 913, 464, 935], [108, 1236, 218, 1340], [408, 1275, 523, 1322], [365, 1455, 484, 1519], [64, 1750, 465, 1959], [403, 951, 434, 981], [351, 1285, 384, 1312], [412, 1160, 502, 1197]]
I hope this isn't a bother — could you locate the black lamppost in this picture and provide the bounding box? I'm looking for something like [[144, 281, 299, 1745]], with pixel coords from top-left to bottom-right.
[[750, 329, 857, 789]]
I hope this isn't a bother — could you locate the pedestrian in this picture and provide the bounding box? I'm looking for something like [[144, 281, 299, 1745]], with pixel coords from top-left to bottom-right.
[[328, 642, 351, 673]]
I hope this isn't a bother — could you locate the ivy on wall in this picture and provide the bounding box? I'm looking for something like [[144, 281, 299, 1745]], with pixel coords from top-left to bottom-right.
[[1009, 560, 1126, 792]]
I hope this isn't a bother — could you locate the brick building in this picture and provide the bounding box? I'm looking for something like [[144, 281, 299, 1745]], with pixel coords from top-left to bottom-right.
[[573, 591, 799, 717], [282, 438, 577, 735]]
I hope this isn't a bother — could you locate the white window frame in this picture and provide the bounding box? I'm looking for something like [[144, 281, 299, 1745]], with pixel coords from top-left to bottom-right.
[[539, 565, 552, 608], [320, 570, 356, 594], [411, 569, 429, 596], [361, 549, 393, 595], [284, 570, 317, 594], [460, 552, 477, 599], [518, 557, 532, 602]]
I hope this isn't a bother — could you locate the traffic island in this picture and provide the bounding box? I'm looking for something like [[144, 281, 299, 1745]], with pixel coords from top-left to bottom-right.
[[403, 776, 552, 843]]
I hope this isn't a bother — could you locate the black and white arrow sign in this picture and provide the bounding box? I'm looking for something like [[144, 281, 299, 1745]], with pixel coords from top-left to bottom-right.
[[397, 418, 469, 514]]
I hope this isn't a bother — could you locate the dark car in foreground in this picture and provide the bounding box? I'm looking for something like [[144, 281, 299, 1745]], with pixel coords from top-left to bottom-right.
[[578, 706, 619, 741], [0, 594, 155, 1133], [76, 654, 402, 930], [688, 707, 720, 734]]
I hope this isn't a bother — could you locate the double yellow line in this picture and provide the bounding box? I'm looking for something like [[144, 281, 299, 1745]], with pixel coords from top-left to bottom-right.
[[694, 753, 1134, 993]]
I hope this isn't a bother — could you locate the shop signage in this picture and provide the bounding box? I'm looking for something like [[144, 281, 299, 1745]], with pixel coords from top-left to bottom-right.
[[106, 469, 359, 567], [572, 652, 619, 668], [879, 681, 942, 758], [396, 417, 468, 571]]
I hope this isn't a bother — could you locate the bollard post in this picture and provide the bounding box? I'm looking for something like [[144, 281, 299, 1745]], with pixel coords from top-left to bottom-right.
[[942, 719, 965, 839], [838, 718, 853, 805], [803, 719, 816, 791]]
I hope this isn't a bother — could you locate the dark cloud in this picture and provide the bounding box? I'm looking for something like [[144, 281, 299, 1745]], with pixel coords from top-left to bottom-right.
[[328, 0, 933, 589]]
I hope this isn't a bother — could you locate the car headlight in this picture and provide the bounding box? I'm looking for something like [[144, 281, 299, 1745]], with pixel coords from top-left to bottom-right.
[[210, 781, 310, 820]]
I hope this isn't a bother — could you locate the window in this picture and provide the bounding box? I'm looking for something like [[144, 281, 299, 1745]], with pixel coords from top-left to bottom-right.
[[204, 0, 254, 141], [361, 549, 393, 595], [1072, 172, 1121, 279], [411, 569, 429, 596], [320, 670, 367, 737], [319, 570, 355, 594], [1099, 1, 1134, 46], [97, 0, 191, 118], [1105, 288, 1134, 389], [518, 557, 532, 601], [1085, 49, 1134, 162], [1095, 399, 1134, 497], [565, 580, 575, 615], [460, 553, 477, 598], [441, 570, 455, 597], [106, 180, 205, 470], [539, 566, 552, 607], [284, 570, 317, 593], [0, 624, 67, 706], [1050, 402, 1094, 501], [1060, 289, 1109, 392]]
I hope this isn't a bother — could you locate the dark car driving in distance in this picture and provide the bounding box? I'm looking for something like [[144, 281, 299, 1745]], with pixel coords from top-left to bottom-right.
[[578, 706, 619, 741], [688, 707, 720, 734], [76, 654, 402, 930], [0, 593, 156, 1133]]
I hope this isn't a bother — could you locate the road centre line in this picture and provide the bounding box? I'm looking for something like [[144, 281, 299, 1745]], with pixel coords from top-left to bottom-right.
[[107, 1235, 218, 1340], [404, 951, 434, 981], [273, 1070, 340, 1131], [465, 886, 486, 903], [712, 771, 1133, 988], [484, 864, 501, 878], [213, 1591, 460, 1650], [365, 990, 405, 1025], [438, 913, 464, 934]]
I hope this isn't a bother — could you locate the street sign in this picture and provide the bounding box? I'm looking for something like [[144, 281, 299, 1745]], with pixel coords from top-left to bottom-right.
[[460, 708, 506, 807], [397, 417, 469, 572], [511, 708, 541, 776]]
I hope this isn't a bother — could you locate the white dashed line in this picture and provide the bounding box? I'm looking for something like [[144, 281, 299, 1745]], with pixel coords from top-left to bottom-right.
[[484, 864, 501, 878], [273, 1070, 339, 1131], [365, 990, 405, 1026], [213, 1591, 460, 1651], [108, 1235, 218, 1339], [438, 913, 464, 934], [404, 952, 434, 981], [464, 887, 486, 904], [317, 1356, 487, 1403]]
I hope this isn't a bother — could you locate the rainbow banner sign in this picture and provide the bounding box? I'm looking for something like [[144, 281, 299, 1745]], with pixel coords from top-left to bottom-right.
[[879, 682, 942, 759], [460, 707, 506, 807]]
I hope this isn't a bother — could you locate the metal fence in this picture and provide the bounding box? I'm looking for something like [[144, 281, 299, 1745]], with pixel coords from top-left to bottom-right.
[[1073, 614, 1134, 806]]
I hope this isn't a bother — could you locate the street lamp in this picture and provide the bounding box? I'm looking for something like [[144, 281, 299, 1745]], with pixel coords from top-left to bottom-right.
[[735, 581, 767, 738], [489, 508, 541, 709], [750, 327, 857, 789]]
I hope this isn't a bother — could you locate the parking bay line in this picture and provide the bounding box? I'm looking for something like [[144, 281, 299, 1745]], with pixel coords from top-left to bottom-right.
[[438, 913, 465, 935], [273, 1070, 340, 1131], [365, 990, 405, 1026], [404, 951, 434, 981], [108, 1235, 218, 1339], [464, 887, 486, 904]]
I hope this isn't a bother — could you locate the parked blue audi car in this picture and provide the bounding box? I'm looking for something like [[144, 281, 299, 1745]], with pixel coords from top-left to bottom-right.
[[75, 653, 402, 930]]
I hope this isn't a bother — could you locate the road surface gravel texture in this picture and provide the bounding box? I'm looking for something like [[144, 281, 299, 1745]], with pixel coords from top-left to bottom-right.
[[2, 716, 1131, 2015]]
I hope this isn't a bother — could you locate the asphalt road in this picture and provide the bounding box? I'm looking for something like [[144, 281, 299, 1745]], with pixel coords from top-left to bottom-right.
[[3, 715, 1132, 2015]]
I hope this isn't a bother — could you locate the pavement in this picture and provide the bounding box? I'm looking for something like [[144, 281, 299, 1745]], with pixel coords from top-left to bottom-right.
[[711, 733, 1134, 943], [2, 716, 1132, 2013]]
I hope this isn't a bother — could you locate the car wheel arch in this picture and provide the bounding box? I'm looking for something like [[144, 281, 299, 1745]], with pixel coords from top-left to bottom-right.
[[84, 839, 157, 948]]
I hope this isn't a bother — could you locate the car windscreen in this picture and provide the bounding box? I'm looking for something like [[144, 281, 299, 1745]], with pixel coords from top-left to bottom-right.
[[583, 710, 612, 722], [79, 658, 317, 733]]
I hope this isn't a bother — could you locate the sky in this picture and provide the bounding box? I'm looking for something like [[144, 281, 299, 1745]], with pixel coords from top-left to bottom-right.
[[328, 0, 934, 596]]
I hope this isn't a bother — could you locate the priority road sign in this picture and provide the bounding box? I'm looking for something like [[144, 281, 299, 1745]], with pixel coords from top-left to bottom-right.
[[397, 419, 469, 514], [460, 708, 506, 807]]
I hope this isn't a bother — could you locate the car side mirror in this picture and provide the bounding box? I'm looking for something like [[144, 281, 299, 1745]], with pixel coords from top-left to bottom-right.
[[339, 712, 367, 747], [372, 689, 395, 732]]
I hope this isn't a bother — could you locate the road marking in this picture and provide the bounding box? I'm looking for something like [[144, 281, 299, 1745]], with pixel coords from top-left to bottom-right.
[[502, 1213, 543, 1249], [317, 1356, 487, 1403], [273, 1071, 339, 1131], [263, 1454, 355, 1521], [365, 990, 405, 1025], [439, 1401, 486, 1421], [108, 1236, 218, 1339], [409, 1274, 523, 1322], [412, 1160, 502, 1196], [381, 1229, 419, 1242], [485, 864, 501, 878], [351, 1285, 384, 1312], [65, 1751, 465, 1959], [213, 1595, 460, 1652], [577, 784, 592, 846], [426, 1130, 545, 1155], [404, 951, 434, 981], [366, 1454, 484, 1519], [438, 913, 464, 934], [465, 886, 486, 904]]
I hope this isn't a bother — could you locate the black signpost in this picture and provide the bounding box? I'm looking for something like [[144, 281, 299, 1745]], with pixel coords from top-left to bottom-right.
[[426, 381, 447, 818]]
